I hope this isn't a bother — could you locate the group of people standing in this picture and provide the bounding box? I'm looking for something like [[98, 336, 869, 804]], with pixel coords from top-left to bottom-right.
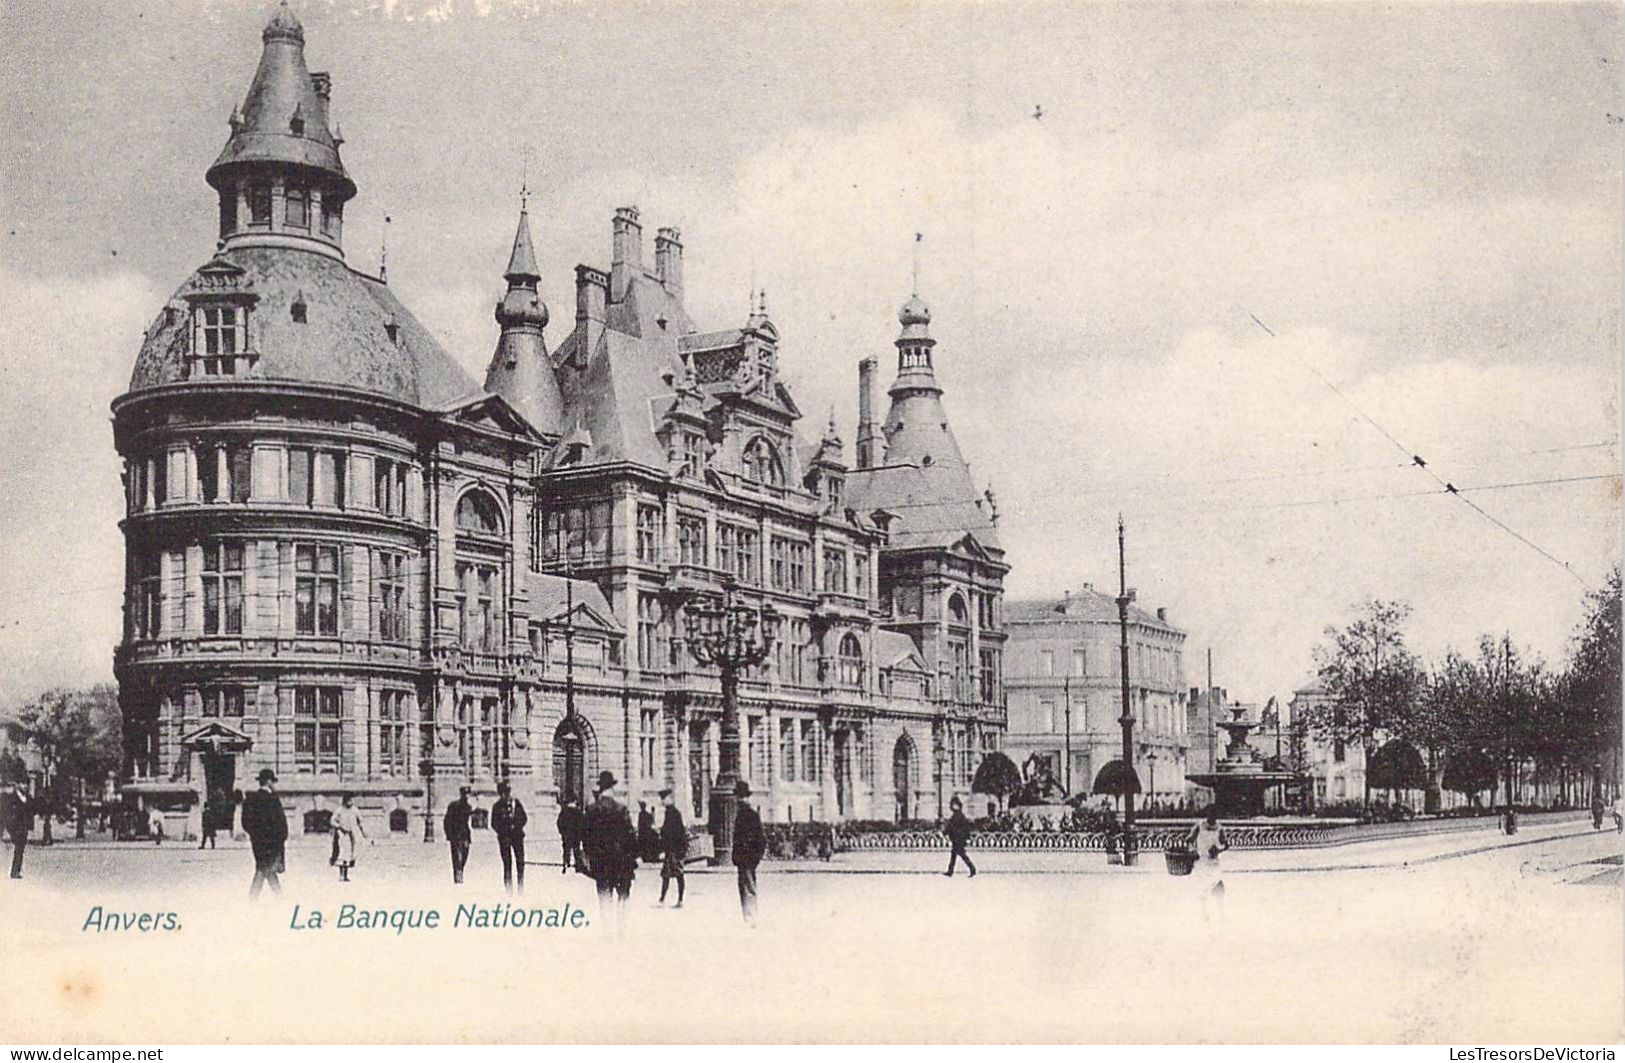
[[556, 774, 766, 929], [442, 781, 529, 891]]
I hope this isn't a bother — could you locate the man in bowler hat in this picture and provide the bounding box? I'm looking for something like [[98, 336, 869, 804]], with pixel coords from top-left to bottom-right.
[[240, 769, 288, 899], [491, 781, 528, 893], [443, 785, 473, 884], [732, 780, 766, 926], [581, 771, 637, 935], [2, 783, 33, 880]]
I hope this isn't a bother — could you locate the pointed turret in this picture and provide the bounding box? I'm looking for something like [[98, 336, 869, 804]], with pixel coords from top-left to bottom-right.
[[207, 2, 355, 254], [484, 204, 564, 435], [880, 286, 971, 476]]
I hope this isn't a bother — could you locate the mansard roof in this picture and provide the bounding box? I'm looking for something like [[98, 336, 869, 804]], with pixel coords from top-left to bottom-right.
[[129, 245, 480, 408], [846, 460, 1001, 553], [526, 572, 623, 632], [1005, 588, 1179, 633]]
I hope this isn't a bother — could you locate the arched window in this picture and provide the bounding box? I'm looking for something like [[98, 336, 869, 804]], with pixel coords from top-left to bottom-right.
[[838, 632, 864, 690], [948, 593, 968, 625], [456, 491, 503, 535], [742, 437, 784, 487]]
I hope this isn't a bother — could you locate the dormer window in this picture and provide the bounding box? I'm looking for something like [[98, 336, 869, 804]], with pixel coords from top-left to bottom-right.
[[194, 304, 249, 376], [321, 199, 342, 239], [743, 436, 784, 487], [285, 184, 310, 229], [681, 433, 706, 479], [247, 182, 272, 227]]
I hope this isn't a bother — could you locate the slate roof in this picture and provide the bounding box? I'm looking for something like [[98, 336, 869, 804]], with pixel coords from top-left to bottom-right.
[[847, 460, 1000, 552], [1005, 587, 1178, 633], [875, 630, 927, 672], [128, 245, 481, 408]]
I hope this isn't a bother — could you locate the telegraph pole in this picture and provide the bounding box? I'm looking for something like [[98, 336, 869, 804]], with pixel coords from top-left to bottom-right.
[[1063, 675, 1072, 795], [1115, 515, 1138, 865]]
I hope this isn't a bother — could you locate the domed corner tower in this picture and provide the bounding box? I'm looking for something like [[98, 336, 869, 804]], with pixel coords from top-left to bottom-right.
[[111, 2, 551, 842]]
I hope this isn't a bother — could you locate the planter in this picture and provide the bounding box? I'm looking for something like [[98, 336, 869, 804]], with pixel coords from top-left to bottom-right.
[[1164, 849, 1197, 876]]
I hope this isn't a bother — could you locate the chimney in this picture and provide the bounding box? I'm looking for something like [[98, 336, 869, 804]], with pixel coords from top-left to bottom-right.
[[856, 355, 881, 468], [1061, 589, 1072, 614], [654, 227, 683, 296], [1156, 607, 1168, 622], [610, 207, 642, 303], [574, 265, 608, 366]]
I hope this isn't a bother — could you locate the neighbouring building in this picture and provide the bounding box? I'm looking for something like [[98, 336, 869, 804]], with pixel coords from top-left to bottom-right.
[[1289, 683, 1366, 806], [1003, 587, 1188, 807], [112, 4, 1008, 842]]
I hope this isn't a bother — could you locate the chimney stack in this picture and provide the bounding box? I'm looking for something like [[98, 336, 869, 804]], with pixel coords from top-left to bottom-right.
[[654, 227, 683, 296], [856, 356, 880, 468], [574, 265, 608, 366], [610, 206, 642, 303], [1156, 607, 1168, 622]]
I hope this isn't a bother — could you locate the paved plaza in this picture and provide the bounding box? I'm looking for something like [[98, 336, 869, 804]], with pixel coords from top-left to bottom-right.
[[2, 815, 1620, 1043]]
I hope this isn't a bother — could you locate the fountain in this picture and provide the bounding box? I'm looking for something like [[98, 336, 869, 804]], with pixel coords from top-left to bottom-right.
[[1186, 704, 1297, 818]]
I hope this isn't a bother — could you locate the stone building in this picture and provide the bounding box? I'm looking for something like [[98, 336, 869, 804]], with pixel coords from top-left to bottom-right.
[[1003, 587, 1188, 807], [112, 5, 1007, 841]]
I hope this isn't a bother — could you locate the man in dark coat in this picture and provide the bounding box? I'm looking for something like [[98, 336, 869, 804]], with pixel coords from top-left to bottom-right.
[[943, 796, 977, 878], [443, 786, 473, 884], [656, 788, 688, 907], [490, 781, 528, 894], [637, 801, 660, 864], [240, 769, 288, 899], [3, 784, 33, 880], [732, 780, 766, 926], [581, 771, 636, 935], [556, 796, 583, 874]]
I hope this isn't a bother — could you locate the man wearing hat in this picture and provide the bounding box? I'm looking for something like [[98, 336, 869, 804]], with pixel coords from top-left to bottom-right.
[[490, 781, 528, 894], [2, 782, 34, 880], [581, 771, 636, 934], [656, 788, 688, 908], [240, 769, 288, 899], [443, 785, 474, 884], [732, 780, 767, 926]]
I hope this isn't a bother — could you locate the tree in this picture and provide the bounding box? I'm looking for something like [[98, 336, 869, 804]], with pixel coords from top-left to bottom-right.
[[1565, 567, 1622, 806], [1441, 746, 1497, 806], [971, 752, 1023, 810], [1366, 738, 1427, 802], [12, 685, 122, 841], [1305, 599, 1423, 808]]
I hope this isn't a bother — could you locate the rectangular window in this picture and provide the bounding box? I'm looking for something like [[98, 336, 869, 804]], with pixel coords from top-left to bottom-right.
[[285, 184, 310, 229], [1073, 648, 1086, 677], [822, 548, 847, 594], [1040, 699, 1055, 733], [294, 686, 342, 773], [376, 550, 408, 643], [788, 542, 809, 591], [779, 720, 796, 781], [770, 538, 788, 590], [1041, 649, 1055, 677], [639, 709, 659, 779], [677, 515, 707, 567], [800, 721, 818, 782], [854, 554, 869, 600], [321, 199, 342, 238], [478, 567, 498, 652], [247, 183, 272, 227], [374, 457, 408, 516], [980, 649, 1000, 704], [197, 444, 249, 504], [637, 594, 664, 672], [295, 543, 340, 636], [636, 505, 663, 563], [378, 690, 410, 776], [540, 502, 613, 565], [681, 433, 706, 479], [219, 193, 237, 237], [202, 540, 244, 635], [718, 524, 758, 584], [133, 550, 163, 639], [202, 687, 244, 717]]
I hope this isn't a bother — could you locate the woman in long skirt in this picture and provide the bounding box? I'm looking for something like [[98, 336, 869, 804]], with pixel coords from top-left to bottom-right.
[[330, 795, 366, 882]]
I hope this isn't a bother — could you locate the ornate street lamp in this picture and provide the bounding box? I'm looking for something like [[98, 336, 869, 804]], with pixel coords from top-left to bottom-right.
[[681, 578, 780, 867]]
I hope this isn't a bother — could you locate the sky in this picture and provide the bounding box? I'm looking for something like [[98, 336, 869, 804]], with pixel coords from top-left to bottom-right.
[[0, 0, 1619, 709]]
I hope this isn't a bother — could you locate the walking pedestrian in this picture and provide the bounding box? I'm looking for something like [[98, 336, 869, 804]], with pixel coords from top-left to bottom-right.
[[3, 784, 32, 880], [491, 781, 528, 894], [732, 780, 766, 927], [656, 788, 687, 908], [1187, 804, 1229, 922], [241, 769, 288, 899], [1592, 794, 1606, 831], [581, 772, 636, 936], [637, 800, 661, 864], [943, 797, 977, 878], [330, 794, 366, 882], [147, 807, 166, 846], [444, 786, 473, 884], [556, 796, 583, 874], [1612, 795, 1622, 833]]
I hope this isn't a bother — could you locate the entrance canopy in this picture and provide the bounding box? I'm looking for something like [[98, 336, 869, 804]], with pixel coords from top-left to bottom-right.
[[179, 721, 254, 754]]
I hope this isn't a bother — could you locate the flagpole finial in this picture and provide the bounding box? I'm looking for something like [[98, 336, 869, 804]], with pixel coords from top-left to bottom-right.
[[911, 232, 923, 295]]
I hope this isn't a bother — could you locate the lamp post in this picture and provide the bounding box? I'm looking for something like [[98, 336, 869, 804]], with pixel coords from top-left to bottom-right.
[[1115, 515, 1138, 866], [681, 578, 779, 867], [421, 754, 436, 843], [1147, 749, 1158, 813]]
